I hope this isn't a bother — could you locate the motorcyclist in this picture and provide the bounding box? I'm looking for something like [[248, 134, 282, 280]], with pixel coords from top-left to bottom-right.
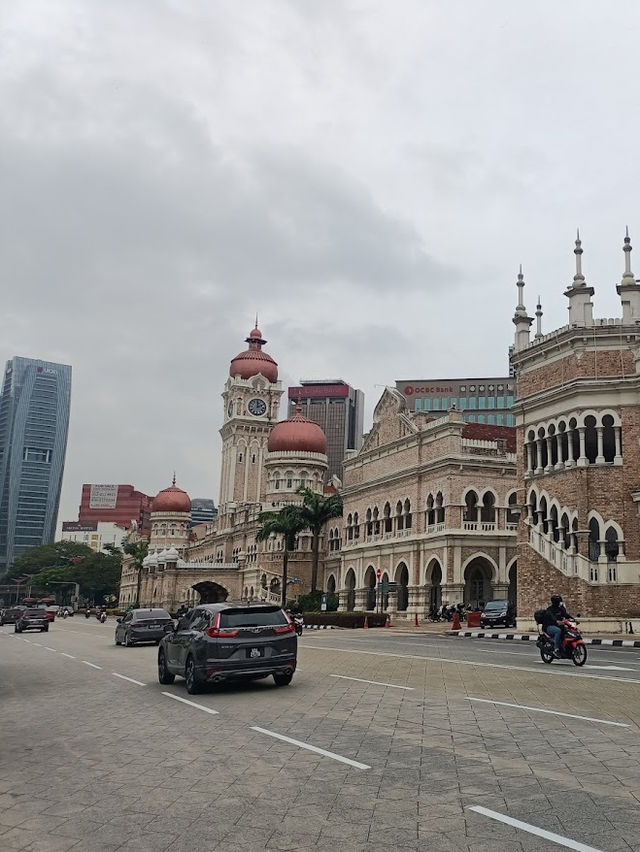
[[541, 594, 571, 657]]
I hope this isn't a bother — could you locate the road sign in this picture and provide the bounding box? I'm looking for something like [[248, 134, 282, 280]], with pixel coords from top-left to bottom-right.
[[376, 569, 381, 579], [320, 593, 327, 612]]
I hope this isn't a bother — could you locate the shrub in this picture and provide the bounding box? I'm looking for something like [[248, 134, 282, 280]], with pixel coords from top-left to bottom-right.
[[302, 611, 387, 628], [289, 591, 339, 612]]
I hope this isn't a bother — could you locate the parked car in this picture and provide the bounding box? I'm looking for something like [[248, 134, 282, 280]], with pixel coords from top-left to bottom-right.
[[115, 608, 174, 647], [480, 599, 516, 629], [15, 608, 49, 633], [0, 606, 26, 625], [158, 604, 297, 695]]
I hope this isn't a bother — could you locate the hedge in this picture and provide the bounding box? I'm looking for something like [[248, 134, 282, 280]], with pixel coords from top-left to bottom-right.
[[302, 611, 387, 628]]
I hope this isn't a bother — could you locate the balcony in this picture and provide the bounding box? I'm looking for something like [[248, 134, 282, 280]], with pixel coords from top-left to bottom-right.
[[426, 523, 445, 534]]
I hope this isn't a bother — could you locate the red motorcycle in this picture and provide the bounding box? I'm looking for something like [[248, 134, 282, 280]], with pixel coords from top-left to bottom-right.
[[536, 617, 587, 667]]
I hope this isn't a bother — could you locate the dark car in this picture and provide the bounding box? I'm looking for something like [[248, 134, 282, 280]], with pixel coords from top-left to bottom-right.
[[115, 608, 174, 647], [1, 606, 27, 625], [15, 608, 49, 633], [158, 604, 297, 695], [480, 599, 516, 629]]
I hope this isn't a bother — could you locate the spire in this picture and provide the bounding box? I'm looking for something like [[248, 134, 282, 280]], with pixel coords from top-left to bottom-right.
[[535, 296, 543, 339], [621, 226, 634, 283], [172, 471, 176, 487], [573, 228, 585, 285], [255, 313, 259, 330], [515, 265, 527, 315], [512, 265, 533, 351]]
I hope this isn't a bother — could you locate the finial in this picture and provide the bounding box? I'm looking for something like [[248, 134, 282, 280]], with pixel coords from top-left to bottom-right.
[[573, 229, 585, 284], [622, 227, 634, 281], [172, 471, 176, 487], [515, 265, 526, 313], [535, 296, 543, 339], [254, 313, 259, 329]]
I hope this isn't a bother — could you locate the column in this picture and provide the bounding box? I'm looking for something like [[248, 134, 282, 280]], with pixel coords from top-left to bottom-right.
[[354, 588, 367, 612], [535, 439, 544, 475], [577, 427, 587, 467], [544, 436, 553, 473], [387, 590, 398, 615], [614, 427, 623, 465], [338, 590, 348, 612], [406, 585, 423, 615], [595, 426, 605, 465], [554, 434, 564, 470], [565, 428, 575, 468], [526, 442, 534, 477]]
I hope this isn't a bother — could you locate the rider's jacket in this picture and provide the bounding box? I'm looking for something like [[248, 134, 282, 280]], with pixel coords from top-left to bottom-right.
[[541, 603, 569, 629]]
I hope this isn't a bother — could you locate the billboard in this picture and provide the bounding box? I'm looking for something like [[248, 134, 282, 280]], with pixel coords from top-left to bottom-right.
[[62, 521, 98, 532], [89, 484, 119, 509]]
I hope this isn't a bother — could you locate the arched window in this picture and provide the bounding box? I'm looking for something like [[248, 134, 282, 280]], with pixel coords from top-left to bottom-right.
[[604, 526, 619, 562], [435, 492, 445, 523], [538, 427, 548, 469], [366, 509, 373, 537], [426, 494, 435, 527], [404, 498, 412, 530], [569, 417, 580, 462], [549, 505, 559, 543], [538, 497, 548, 534], [506, 492, 519, 524], [602, 415, 616, 463], [464, 491, 478, 523], [383, 502, 392, 533], [560, 513, 570, 549], [589, 517, 600, 561], [548, 424, 558, 467], [396, 501, 404, 531], [529, 490, 538, 525], [346, 513, 353, 541], [372, 506, 380, 535], [353, 512, 360, 539], [480, 492, 495, 523], [584, 415, 598, 464]]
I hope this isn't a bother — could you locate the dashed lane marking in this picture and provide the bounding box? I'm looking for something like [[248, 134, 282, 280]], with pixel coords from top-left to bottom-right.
[[250, 725, 370, 770], [81, 661, 102, 669], [44, 647, 56, 652], [31, 642, 42, 647], [112, 673, 145, 686], [469, 805, 604, 852], [161, 692, 219, 715], [466, 697, 630, 728], [60, 653, 75, 659], [330, 674, 414, 690]]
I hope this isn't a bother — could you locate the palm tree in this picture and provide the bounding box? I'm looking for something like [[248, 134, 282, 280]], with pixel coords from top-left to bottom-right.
[[256, 505, 307, 607], [296, 487, 343, 593]]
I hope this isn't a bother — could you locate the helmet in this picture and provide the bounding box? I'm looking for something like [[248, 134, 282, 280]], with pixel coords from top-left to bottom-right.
[[550, 594, 563, 607]]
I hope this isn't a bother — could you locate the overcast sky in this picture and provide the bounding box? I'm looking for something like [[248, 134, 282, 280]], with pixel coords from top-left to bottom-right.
[[2, 1, 639, 525]]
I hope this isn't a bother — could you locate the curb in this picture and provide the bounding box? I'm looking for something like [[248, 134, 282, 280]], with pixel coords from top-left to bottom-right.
[[452, 630, 640, 647], [304, 625, 336, 630]]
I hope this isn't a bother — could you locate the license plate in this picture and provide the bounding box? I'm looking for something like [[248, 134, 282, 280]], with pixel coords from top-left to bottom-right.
[[247, 647, 263, 659]]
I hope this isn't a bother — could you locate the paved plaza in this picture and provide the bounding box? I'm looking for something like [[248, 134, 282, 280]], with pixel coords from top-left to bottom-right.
[[2, 619, 640, 851]]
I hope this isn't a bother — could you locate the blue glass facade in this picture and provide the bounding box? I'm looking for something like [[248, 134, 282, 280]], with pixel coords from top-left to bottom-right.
[[395, 378, 516, 426], [0, 357, 72, 570]]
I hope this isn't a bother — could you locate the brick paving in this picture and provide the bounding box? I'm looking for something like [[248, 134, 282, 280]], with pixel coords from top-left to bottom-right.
[[2, 621, 640, 851]]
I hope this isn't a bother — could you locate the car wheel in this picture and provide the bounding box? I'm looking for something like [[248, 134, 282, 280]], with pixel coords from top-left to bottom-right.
[[185, 655, 203, 694], [13, 625, 19, 633], [42, 626, 48, 632], [158, 649, 175, 685], [115, 635, 121, 645], [273, 672, 293, 687], [125, 632, 135, 647]]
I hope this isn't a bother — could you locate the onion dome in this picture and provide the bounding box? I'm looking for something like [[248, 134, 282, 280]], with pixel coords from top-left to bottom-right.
[[156, 549, 169, 564], [267, 405, 327, 454], [229, 324, 278, 383], [152, 475, 191, 513], [164, 547, 180, 562]]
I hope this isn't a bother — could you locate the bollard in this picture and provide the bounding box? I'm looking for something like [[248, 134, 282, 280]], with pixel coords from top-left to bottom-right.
[[452, 611, 461, 631], [385, 614, 391, 628], [414, 613, 419, 627], [363, 615, 369, 629]]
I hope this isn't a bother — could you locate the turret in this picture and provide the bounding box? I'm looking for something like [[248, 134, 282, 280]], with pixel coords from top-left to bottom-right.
[[564, 230, 594, 327]]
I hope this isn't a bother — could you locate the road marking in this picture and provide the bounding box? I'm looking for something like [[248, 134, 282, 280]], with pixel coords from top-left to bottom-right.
[[588, 665, 634, 671], [44, 647, 57, 652], [112, 672, 145, 686], [466, 697, 629, 727], [481, 648, 640, 667], [22, 638, 31, 643], [468, 805, 604, 851], [250, 725, 370, 770], [161, 692, 219, 714], [31, 642, 42, 647], [60, 652, 75, 659], [300, 644, 640, 686], [81, 661, 102, 669], [330, 674, 414, 690]]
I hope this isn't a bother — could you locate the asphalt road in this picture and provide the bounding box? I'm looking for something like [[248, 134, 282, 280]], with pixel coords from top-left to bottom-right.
[[2, 619, 640, 852]]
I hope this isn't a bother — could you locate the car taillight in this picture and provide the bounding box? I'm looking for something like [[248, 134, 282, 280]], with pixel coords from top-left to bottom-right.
[[274, 623, 295, 635], [206, 612, 239, 638]]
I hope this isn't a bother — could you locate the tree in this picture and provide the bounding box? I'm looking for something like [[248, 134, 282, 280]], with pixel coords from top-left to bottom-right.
[[256, 505, 307, 607], [296, 487, 343, 593], [122, 540, 149, 605]]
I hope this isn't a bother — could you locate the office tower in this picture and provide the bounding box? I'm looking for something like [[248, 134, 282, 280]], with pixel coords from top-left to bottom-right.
[[0, 357, 72, 570], [395, 377, 516, 426], [78, 484, 153, 530], [190, 498, 217, 528], [287, 380, 364, 481]]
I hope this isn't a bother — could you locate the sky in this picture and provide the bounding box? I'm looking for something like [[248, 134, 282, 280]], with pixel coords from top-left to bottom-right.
[[2, 1, 640, 526]]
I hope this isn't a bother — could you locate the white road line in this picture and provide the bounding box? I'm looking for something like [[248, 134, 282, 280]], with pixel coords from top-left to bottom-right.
[[300, 644, 640, 686], [161, 692, 219, 714], [60, 652, 75, 659], [81, 661, 102, 669], [466, 697, 630, 728], [112, 672, 145, 686], [31, 642, 42, 647], [469, 805, 604, 852], [330, 674, 414, 690], [481, 648, 640, 667], [44, 647, 57, 652], [22, 638, 31, 643], [250, 725, 370, 770]]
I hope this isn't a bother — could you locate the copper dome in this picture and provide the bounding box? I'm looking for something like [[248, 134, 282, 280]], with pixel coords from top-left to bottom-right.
[[152, 478, 191, 514], [230, 325, 278, 383], [267, 411, 327, 455]]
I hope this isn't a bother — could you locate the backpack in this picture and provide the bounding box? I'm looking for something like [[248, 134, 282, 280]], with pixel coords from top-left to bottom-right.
[[534, 609, 547, 625]]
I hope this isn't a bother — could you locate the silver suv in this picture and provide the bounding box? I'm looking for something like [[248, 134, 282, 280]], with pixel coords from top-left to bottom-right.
[[158, 604, 297, 694]]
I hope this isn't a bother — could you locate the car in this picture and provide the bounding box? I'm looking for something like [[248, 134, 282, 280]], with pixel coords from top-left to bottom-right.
[[480, 599, 516, 629], [115, 608, 174, 647], [15, 608, 49, 633], [158, 603, 297, 695], [0, 606, 27, 625]]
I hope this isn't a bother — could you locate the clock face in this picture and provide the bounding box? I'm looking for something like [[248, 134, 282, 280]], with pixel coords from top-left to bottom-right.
[[248, 398, 267, 416]]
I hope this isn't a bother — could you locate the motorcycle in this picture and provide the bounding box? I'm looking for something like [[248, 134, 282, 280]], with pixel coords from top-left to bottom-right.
[[85, 609, 91, 619], [292, 614, 304, 636], [536, 617, 587, 666], [97, 610, 107, 623]]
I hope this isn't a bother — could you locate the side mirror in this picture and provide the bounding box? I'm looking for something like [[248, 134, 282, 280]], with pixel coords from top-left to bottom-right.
[[116, 617, 122, 623]]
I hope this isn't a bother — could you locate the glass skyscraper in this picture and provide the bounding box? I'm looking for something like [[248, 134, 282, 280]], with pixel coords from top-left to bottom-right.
[[0, 357, 72, 571]]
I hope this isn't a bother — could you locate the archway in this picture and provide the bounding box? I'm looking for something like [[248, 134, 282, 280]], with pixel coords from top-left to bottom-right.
[[364, 565, 377, 611], [425, 559, 442, 614], [508, 561, 517, 606], [463, 557, 494, 609], [344, 568, 356, 611], [395, 562, 409, 611], [191, 581, 229, 604], [327, 574, 336, 595]]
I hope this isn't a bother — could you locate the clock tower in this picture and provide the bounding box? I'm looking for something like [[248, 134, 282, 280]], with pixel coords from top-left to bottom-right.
[[219, 324, 283, 516]]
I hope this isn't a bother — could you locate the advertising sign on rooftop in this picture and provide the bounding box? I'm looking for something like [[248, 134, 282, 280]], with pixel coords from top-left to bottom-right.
[[89, 484, 119, 509]]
